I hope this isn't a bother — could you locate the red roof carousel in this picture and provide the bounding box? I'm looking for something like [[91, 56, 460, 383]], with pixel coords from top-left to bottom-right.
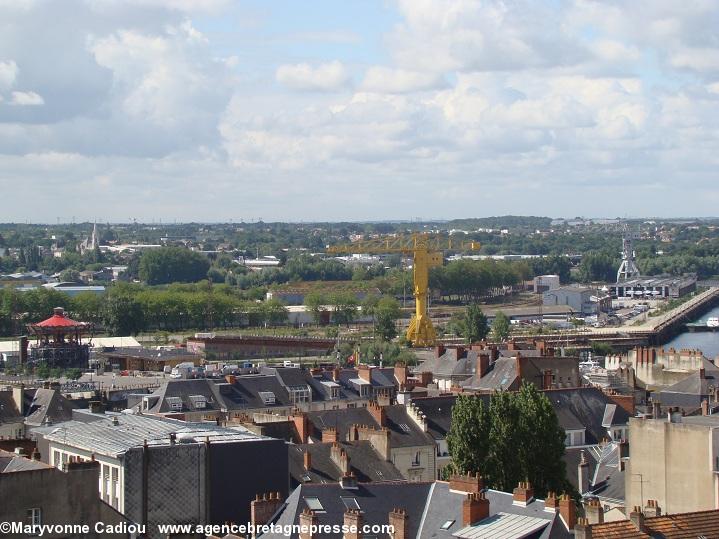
[[26, 307, 93, 368]]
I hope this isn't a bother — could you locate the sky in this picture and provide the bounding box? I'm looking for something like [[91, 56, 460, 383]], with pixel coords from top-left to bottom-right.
[[1, 0, 719, 222]]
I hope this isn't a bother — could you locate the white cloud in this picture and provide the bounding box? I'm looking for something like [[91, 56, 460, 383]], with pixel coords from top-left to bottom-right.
[[0, 60, 18, 90], [361, 67, 445, 93], [275, 61, 351, 92], [10, 90, 43, 105]]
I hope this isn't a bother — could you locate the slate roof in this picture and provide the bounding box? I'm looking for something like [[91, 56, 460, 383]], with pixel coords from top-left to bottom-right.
[[415, 350, 479, 378], [0, 450, 51, 473], [24, 389, 76, 427], [563, 444, 625, 502], [461, 357, 519, 391], [0, 392, 22, 425], [262, 481, 572, 538], [659, 370, 718, 409], [288, 441, 404, 487], [410, 388, 628, 446], [306, 405, 435, 449], [584, 509, 719, 538]]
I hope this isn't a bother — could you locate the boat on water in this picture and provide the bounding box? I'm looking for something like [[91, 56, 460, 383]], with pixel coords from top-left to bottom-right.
[[707, 317, 719, 328]]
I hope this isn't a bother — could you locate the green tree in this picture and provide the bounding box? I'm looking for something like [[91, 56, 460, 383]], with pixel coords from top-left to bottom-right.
[[446, 394, 491, 474], [304, 291, 327, 325], [492, 311, 511, 341], [103, 294, 146, 335], [375, 297, 401, 341], [454, 303, 489, 343], [447, 383, 569, 498], [138, 247, 211, 285], [328, 292, 359, 326]]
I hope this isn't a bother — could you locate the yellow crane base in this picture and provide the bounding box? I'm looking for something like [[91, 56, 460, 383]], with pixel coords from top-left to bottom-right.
[[406, 314, 437, 347]]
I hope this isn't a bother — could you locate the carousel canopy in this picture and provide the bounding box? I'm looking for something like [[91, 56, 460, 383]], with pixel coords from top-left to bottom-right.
[[29, 307, 90, 332]]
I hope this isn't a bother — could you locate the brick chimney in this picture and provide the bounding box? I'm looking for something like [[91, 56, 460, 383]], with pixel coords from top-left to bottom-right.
[[559, 494, 576, 531], [12, 384, 24, 416], [584, 498, 603, 524], [512, 481, 534, 505], [330, 443, 350, 474], [332, 366, 341, 382], [388, 508, 408, 539], [251, 492, 284, 529], [357, 364, 372, 383], [644, 499, 661, 518], [368, 400, 386, 427], [574, 517, 592, 539], [542, 369, 553, 390], [544, 492, 559, 513], [418, 372, 433, 387], [449, 472, 484, 494], [340, 471, 358, 490], [702, 399, 709, 416], [477, 353, 490, 378], [322, 427, 339, 443], [299, 508, 318, 539], [629, 506, 645, 532], [303, 450, 312, 471], [462, 492, 489, 526], [394, 362, 408, 387], [578, 450, 590, 494], [293, 413, 310, 444], [435, 344, 446, 358], [515, 353, 524, 379], [344, 509, 363, 539]]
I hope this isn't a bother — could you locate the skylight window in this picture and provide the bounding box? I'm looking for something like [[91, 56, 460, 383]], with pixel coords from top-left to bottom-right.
[[304, 497, 325, 512], [441, 520, 455, 530], [341, 497, 361, 511]]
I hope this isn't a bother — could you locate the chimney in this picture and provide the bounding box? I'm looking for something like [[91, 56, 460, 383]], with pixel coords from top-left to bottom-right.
[[330, 443, 350, 475], [89, 400, 104, 414], [629, 506, 645, 532], [394, 362, 408, 387], [515, 353, 524, 379], [339, 471, 358, 490], [462, 492, 490, 526], [344, 509, 363, 539], [542, 369, 553, 390], [332, 366, 341, 382], [293, 413, 310, 444], [512, 481, 534, 505], [303, 450, 312, 471], [299, 509, 318, 539], [578, 451, 590, 494], [169, 432, 176, 445], [702, 399, 709, 416], [388, 508, 408, 539], [559, 494, 576, 531], [322, 427, 339, 443], [368, 401, 386, 427], [12, 384, 25, 416], [357, 364, 372, 383], [574, 517, 592, 539], [700, 367, 706, 379], [19, 336, 28, 365], [251, 492, 284, 529], [31, 449, 41, 461], [435, 344, 446, 358], [584, 498, 603, 524], [477, 353, 490, 378], [651, 400, 661, 419], [544, 492, 559, 513], [643, 499, 661, 518], [449, 472, 484, 494], [224, 374, 236, 385]]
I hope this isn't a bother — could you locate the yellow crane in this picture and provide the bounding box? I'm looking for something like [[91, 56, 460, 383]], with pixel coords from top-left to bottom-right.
[[327, 233, 480, 347]]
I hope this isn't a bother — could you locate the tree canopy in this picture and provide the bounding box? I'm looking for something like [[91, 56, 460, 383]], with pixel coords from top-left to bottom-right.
[[139, 247, 211, 285], [446, 384, 570, 497]]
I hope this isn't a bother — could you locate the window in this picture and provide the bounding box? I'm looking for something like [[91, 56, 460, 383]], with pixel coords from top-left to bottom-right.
[[398, 423, 411, 433], [27, 508, 41, 526], [166, 397, 183, 411], [412, 451, 421, 467], [341, 497, 361, 511], [259, 391, 276, 405], [188, 395, 207, 409], [441, 520, 455, 530], [304, 497, 325, 512]]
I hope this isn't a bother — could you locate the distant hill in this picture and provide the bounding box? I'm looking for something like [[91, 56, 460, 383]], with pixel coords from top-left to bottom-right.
[[446, 216, 552, 230]]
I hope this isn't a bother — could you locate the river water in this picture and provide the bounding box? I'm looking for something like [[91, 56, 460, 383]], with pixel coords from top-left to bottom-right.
[[664, 305, 719, 359]]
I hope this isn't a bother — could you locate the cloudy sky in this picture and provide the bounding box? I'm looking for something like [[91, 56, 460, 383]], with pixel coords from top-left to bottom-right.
[[2, 0, 719, 222]]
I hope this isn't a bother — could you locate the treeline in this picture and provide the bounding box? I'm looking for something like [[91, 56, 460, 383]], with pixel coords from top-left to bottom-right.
[[0, 283, 290, 337], [429, 256, 572, 301]]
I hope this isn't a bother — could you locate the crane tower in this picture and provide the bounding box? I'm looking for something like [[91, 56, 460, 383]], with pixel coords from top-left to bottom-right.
[[616, 226, 641, 283], [327, 233, 480, 347]]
